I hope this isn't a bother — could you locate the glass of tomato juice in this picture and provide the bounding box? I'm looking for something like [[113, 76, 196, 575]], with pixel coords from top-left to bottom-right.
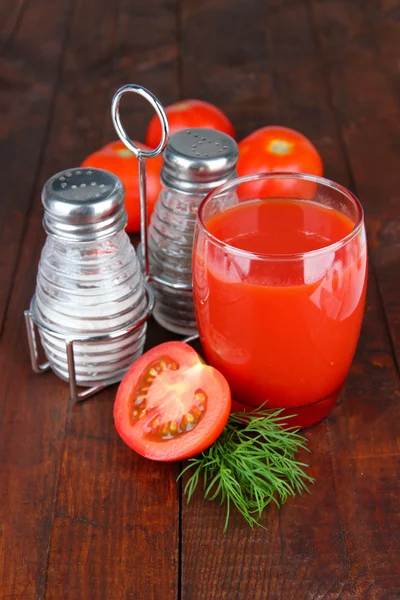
[[192, 172, 367, 428]]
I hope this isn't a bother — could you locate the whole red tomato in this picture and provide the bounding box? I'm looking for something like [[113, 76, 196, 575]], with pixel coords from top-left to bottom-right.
[[146, 99, 235, 148], [81, 140, 162, 233], [237, 126, 323, 199]]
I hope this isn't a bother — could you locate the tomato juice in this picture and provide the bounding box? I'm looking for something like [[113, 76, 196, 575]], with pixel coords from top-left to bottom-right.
[[193, 198, 367, 428]]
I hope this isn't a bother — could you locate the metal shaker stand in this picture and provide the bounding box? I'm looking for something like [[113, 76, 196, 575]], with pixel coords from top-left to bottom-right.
[[24, 84, 196, 403]]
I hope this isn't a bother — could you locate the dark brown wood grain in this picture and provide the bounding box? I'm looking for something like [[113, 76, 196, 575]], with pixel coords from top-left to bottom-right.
[[179, 1, 355, 597], [0, 0, 72, 334], [0, 0, 27, 49], [0, 1, 180, 599], [101, 0, 181, 145], [307, 3, 400, 596], [179, 1, 400, 599], [309, 0, 400, 373], [0, 0, 399, 598], [371, 0, 400, 98], [327, 273, 400, 599], [43, 2, 181, 599]]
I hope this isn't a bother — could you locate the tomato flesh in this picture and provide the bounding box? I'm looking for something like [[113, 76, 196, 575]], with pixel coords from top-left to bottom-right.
[[114, 342, 231, 461]]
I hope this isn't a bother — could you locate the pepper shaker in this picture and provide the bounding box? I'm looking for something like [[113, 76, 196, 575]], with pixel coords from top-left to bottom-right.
[[147, 128, 239, 335]]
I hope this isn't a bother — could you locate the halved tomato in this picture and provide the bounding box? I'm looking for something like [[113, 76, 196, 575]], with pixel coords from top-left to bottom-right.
[[114, 342, 231, 461]]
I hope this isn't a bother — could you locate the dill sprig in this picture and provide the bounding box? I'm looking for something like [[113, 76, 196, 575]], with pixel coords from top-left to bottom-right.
[[179, 406, 315, 531]]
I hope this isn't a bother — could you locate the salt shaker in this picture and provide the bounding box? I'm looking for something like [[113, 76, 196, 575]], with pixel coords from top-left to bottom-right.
[[147, 128, 239, 335], [26, 167, 152, 398]]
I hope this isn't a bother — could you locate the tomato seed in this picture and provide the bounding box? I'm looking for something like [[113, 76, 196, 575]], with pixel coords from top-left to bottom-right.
[[192, 407, 202, 419], [149, 368, 157, 377], [186, 413, 195, 424], [170, 421, 178, 435], [195, 391, 206, 403]]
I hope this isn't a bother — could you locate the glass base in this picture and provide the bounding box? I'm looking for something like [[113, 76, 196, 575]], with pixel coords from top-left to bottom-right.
[[153, 309, 198, 337], [230, 389, 340, 430]]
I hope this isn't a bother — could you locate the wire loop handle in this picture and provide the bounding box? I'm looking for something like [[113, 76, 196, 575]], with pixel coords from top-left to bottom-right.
[[111, 85, 170, 279]]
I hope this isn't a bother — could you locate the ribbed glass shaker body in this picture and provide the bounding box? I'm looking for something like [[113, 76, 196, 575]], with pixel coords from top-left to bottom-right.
[[148, 185, 204, 335], [32, 167, 147, 386], [148, 128, 239, 335]]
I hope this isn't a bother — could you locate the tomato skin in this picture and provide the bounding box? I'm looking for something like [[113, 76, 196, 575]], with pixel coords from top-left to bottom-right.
[[114, 342, 231, 462], [146, 99, 236, 148], [237, 126, 323, 198], [81, 141, 162, 233]]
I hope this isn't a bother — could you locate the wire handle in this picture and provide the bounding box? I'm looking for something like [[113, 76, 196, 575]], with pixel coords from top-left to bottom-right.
[[111, 85, 169, 279]]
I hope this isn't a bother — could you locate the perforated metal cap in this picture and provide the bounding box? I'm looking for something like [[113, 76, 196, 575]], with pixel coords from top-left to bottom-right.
[[42, 168, 127, 240], [161, 128, 238, 193]]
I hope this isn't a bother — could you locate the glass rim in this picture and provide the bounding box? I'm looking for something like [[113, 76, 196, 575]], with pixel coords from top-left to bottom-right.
[[197, 171, 364, 261]]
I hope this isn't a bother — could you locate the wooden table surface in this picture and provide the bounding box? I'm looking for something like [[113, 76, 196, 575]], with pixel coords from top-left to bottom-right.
[[1, 1, 400, 598]]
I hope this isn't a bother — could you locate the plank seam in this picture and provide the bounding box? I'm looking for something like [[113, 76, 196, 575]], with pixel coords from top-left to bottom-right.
[[176, 0, 184, 98], [0, 0, 29, 55], [178, 463, 183, 600], [326, 419, 357, 598], [176, 2, 184, 597], [370, 261, 400, 379], [305, 0, 356, 192]]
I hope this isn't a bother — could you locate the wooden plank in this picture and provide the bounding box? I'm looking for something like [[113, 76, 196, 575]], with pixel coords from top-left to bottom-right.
[[326, 272, 400, 599], [180, 0, 400, 598], [265, 0, 352, 188], [0, 0, 72, 335], [0, 2, 73, 598], [101, 0, 181, 146], [0, 0, 27, 50], [310, 0, 400, 231], [0, 0, 122, 598], [309, 0, 400, 369], [181, 422, 353, 599], [365, 0, 400, 98], [372, 243, 400, 370], [179, 0, 280, 139], [47, 435, 179, 600], [43, 1, 182, 598], [308, 0, 400, 596]]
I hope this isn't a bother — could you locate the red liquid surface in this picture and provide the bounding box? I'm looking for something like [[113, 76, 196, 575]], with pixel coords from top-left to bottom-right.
[[193, 199, 367, 428]]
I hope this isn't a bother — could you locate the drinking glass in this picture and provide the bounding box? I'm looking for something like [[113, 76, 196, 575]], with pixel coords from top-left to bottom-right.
[[192, 172, 367, 428]]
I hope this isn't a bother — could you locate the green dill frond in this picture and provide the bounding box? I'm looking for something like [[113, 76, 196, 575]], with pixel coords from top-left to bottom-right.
[[179, 406, 315, 531]]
